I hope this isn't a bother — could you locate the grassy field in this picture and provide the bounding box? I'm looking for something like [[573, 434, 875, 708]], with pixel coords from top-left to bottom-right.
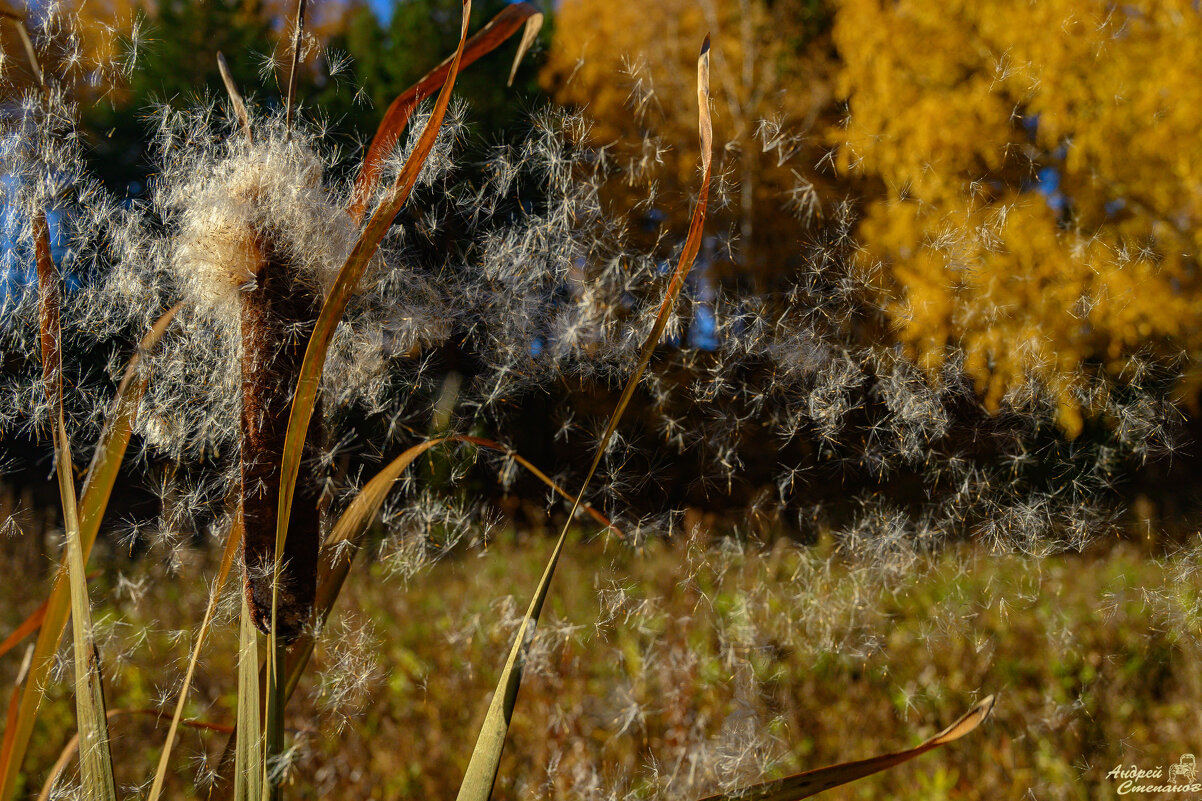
[[2, 530, 1200, 800]]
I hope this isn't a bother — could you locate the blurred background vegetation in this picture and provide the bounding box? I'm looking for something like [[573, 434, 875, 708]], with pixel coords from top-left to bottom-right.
[[4, 0, 1202, 535]]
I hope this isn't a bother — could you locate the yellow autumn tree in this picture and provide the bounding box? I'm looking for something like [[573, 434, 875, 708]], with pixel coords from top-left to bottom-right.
[[831, 0, 1202, 435], [542, 0, 838, 288]]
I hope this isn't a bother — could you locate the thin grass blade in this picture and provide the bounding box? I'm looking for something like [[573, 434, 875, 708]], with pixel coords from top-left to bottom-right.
[[695, 695, 996, 801], [37, 710, 233, 801], [454, 35, 713, 801], [454, 436, 619, 537], [145, 509, 243, 801], [348, 1, 542, 222]]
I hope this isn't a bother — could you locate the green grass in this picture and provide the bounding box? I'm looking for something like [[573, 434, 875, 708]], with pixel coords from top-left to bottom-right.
[[1, 532, 1198, 800]]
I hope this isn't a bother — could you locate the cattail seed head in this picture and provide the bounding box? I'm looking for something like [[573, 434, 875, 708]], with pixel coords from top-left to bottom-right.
[[165, 130, 349, 327], [159, 125, 352, 641], [239, 231, 322, 642]]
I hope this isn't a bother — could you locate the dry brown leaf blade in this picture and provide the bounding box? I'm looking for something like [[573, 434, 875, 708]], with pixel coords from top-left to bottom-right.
[[217, 52, 252, 140], [507, 10, 543, 87], [349, 1, 542, 222], [694, 695, 996, 801]]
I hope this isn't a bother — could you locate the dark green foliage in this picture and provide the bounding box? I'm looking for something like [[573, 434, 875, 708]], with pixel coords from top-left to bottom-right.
[[347, 0, 548, 148], [78, 0, 550, 198], [82, 0, 278, 195]]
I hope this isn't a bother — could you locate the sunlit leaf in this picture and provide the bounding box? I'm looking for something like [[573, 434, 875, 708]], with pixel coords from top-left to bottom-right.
[[454, 34, 714, 801], [263, 1, 473, 789], [235, 594, 264, 801], [0, 304, 178, 801], [37, 210, 117, 801], [695, 695, 996, 801]]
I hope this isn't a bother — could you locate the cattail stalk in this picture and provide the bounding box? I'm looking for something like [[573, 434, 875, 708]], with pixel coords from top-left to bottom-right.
[[239, 235, 322, 643]]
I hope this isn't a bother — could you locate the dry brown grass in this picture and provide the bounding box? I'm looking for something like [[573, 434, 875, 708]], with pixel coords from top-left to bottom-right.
[[1, 532, 1197, 800]]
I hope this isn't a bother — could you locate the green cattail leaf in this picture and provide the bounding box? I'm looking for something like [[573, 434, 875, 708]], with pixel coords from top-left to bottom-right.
[[0, 303, 178, 801], [694, 695, 996, 801], [210, 436, 618, 797], [145, 508, 243, 801], [454, 35, 714, 801], [235, 595, 264, 801], [262, 2, 471, 784], [271, 0, 471, 626], [348, 1, 543, 222], [35, 210, 117, 801]]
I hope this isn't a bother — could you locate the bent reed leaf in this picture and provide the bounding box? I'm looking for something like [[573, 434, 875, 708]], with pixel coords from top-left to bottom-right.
[[0, 570, 101, 660], [0, 596, 50, 664], [695, 695, 997, 801], [454, 35, 714, 801], [145, 508, 243, 801], [37, 211, 117, 801]]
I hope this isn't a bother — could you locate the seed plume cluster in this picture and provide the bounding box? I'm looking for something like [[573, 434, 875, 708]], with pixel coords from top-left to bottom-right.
[[0, 2, 1187, 622]]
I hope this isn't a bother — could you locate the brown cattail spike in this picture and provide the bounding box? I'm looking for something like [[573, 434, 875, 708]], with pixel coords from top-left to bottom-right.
[[239, 235, 322, 643]]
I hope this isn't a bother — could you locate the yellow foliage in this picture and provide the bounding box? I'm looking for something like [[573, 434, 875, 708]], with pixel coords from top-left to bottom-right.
[[832, 0, 1202, 435]]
